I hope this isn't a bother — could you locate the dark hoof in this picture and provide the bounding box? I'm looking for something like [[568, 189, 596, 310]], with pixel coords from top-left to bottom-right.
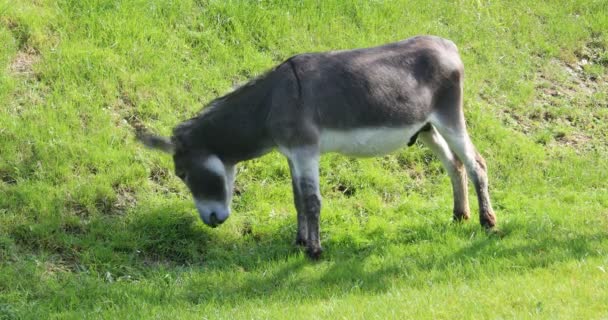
[[453, 210, 470, 222], [294, 236, 307, 247], [306, 246, 323, 260], [480, 211, 497, 229]]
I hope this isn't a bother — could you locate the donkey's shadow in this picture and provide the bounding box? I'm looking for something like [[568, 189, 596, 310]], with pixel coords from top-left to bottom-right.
[[127, 207, 604, 305]]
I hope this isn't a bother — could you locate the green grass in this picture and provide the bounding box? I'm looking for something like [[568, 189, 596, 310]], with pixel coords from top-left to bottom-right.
[[1, 0, 607, 318]]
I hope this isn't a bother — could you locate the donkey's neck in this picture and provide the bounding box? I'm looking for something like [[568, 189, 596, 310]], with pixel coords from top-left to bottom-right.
[[177, 99, 275, 164]]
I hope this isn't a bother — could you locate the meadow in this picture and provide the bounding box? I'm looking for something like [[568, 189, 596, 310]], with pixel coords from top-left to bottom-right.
[[1, 0, 607, 318]]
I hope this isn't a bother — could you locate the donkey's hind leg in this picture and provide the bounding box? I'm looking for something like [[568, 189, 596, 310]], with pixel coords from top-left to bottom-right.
[[418, 125, 470, 221], [288, 159, 308, 246], [430, 116, 497, 229]]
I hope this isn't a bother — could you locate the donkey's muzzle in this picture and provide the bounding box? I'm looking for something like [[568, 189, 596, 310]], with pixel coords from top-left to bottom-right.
[[195, 199, 230, 228], [208, 212, 225, 228]]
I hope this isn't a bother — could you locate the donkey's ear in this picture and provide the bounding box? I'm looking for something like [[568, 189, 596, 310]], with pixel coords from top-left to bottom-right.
[[136, 132, 175, 154]]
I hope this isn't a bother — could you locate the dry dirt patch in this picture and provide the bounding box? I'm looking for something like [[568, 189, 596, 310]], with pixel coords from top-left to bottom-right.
[[502, 40, 607, 151], [8, 44, 40, 77]]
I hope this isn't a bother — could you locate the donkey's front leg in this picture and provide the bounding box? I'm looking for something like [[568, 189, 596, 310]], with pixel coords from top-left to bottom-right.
[[299, 176, 322, 259], [285, 146, 323, 259], [288, 160, 307, 246]]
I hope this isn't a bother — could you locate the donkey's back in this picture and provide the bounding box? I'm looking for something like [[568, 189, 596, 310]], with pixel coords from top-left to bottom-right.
[[268, 35, 466, 157], [281, 36, 463, 129]]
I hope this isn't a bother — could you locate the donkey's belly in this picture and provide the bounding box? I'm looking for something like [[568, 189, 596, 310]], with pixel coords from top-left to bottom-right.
[[320, 125, 423, 157]]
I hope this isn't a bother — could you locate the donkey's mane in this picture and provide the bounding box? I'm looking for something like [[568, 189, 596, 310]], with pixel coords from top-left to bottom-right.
[[172, 63, 282, 139]]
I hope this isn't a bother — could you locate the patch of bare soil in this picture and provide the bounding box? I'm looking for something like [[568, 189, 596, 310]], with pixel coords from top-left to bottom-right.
[[0, 169, 17, 185], [64, 184, 138, 218], [65, 196, 91, 218], [117, 90, 147, 131], [3, 16, 45, 78], [105, 87, 146, 132], [93, 185, 139, 216], [112, 184, 138, 214], [504, 39, 607, 151], [9, 48, 39, 76]]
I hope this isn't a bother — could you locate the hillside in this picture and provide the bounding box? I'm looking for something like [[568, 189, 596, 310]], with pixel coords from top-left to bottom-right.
[[1, 1, 607, 318]]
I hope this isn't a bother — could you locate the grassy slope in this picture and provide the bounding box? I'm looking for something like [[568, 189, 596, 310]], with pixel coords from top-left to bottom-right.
[[1, 0, 607, 318]]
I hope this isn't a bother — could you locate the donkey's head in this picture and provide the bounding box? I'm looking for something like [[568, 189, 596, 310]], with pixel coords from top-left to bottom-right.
[[137, 133, 235, 228]]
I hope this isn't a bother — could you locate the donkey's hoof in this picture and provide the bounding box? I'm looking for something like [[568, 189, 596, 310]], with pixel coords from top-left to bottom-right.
[[306, 246, 323, 260], [453, 210, 470, 222], [480, 211, 497, 229], [294, 236, 307, 247]]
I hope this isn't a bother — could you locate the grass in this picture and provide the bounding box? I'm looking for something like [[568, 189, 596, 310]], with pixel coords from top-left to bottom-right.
[[1, 0, 607, 318]]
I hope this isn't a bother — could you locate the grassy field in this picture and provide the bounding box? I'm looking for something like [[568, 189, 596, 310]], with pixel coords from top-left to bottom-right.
[[1, 0, 607, 318]]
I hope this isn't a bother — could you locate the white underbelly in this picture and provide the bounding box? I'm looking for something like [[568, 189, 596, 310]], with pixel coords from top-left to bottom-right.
[[320, 125, 424, 157]]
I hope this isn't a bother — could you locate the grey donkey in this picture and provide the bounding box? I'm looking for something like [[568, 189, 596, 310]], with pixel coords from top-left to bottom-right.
[[138, 35, 497, 259]]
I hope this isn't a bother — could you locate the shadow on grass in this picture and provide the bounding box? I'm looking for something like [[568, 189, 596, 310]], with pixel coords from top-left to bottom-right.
[[8, 203, 605, 309], [122, 208, 605, 305]]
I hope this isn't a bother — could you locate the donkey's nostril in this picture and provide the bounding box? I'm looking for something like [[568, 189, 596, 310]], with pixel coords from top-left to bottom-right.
[[209, 212, 225, 226], [209, 212, 218, 224]]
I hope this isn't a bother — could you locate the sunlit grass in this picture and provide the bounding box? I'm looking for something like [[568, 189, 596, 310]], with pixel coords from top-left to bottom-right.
[[0, 0, 607, 318]]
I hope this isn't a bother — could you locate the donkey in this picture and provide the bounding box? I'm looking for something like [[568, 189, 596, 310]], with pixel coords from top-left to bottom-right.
[[138, 35, 497, 259]]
